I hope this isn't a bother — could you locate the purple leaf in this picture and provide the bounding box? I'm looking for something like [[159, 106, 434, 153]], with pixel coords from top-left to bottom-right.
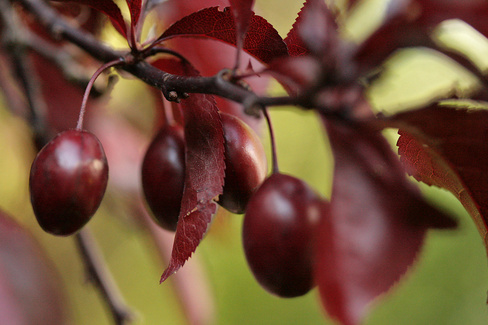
[[229, 0, 255, 54], [386, 104, 488, 251], [353, 0, 488, 73], [266, 55, 321, 95], [284, 0, 339, 57], [156, 7, 288, 64], [284, 2, 309, 57], [160, 93, 225, 282], [126, 0, 142, 27], [52, 0, 127, 37], [352, 0, 426, 72], [315, 119, 456, 325]]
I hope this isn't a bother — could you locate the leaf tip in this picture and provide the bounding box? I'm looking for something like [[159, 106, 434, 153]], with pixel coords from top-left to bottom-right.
[[160, 265, 178, 284]]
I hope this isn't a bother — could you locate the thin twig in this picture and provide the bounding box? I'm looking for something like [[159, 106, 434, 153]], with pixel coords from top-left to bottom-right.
[[0, 0, 49, 148], [75, 230, 134, 325], [24, 33, 97, 92], [0, 54, 26, 115]]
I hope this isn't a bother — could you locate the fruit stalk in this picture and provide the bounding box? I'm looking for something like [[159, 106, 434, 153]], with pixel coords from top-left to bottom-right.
[[76, 58, 124, 130], [262, 107, 279, 173]]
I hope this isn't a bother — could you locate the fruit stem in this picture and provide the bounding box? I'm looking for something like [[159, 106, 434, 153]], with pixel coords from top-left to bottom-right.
[[76, 58, 124, 131], [262, 107, 279, 174], [161, 94, 177, 127]]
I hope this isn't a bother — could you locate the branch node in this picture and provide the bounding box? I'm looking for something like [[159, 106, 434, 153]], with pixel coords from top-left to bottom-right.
[[167, 90, 179, 102], [243, 96, 263, 118]]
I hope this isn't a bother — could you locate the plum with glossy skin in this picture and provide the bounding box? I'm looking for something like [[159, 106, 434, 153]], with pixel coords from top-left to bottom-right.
[[29, 129, 108, 236], [242, 173, 327, 297], [141, 125, 185, 231], [218, 112, 267, 214]]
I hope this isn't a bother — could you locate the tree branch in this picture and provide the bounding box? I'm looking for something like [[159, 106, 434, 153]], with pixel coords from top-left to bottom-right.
[[13, 0, 301, 109]]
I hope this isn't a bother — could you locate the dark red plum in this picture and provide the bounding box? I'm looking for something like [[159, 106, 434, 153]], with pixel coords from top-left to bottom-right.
[[218, 112, 267, 214], [29, 129, 108, 236], [141, 124, 185, 231], [242, 173, 327, 297]]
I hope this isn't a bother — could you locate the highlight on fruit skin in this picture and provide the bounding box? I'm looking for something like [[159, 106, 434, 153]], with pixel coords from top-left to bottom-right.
[[242, 172, 328, 298], [141, 124, 185, 231], [218, 112, 268, 214], [29, 129, 109, 236]]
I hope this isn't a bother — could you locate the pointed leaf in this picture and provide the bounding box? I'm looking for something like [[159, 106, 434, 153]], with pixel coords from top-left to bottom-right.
[[284, 0, 339, 57], [156, 7, 288, 64], [160, 93, 225, 282], [284, 1, 310, 57], [31, 53, 90, 134], [316, 119, 456, 325], [153, 2, 268, 130], [229, 0, 255, 53], [388, 104, 488, 249], [419, 0, 488, 37], [353, 0, 488, 72], [266, 55, 321, 95], [151, 56, 199, 77], [352, 0, 417, 71], [126, 0, 142, 27], [53, 0, 127, 37]]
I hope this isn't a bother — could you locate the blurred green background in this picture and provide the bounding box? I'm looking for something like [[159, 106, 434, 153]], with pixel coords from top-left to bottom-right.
[[1, 0, 488, 324]]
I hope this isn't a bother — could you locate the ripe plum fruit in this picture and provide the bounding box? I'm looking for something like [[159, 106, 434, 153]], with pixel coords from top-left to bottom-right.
[[218, 112, 267, 214], [242, 173, 327, 297], [141, 124, 185, 231], [29, 129, 108, 236]]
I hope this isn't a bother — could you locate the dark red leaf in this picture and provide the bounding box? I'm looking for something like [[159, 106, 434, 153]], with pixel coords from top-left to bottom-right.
[[418, 0, 488, 37], [31, 53, 91, 135], [52, 0, 127, 37], [352, 0, 420, 71], [153, 1, 267, 131], [156, 7, 288, 64], [266, 55, 321, 95], [160, 93, 225, 282], [151, 56, 199, 77], [316, 119, 456, 325], [283, 0, 312, 58], [284, 0, 339, 57], [229, 0, 255, 54], [0, 209, 68, 324], [126, 0, 142, 27], [353, 0, 488, 73], [148, 57, 198, 127], [389, 104, 488, 250]]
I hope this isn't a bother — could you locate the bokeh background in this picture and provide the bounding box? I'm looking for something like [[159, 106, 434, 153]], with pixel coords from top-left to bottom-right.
[[1, 0, 488, 324]]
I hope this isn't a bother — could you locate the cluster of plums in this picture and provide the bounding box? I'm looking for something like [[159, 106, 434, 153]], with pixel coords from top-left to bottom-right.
[[29, 111, 328, 298]]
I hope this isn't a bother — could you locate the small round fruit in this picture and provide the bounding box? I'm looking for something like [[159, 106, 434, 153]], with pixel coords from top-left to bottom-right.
[[141, 125, 185, 231], [218, 112, 267, 214], [242, 173, 326, 297], [29, 129, 108, 236]]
